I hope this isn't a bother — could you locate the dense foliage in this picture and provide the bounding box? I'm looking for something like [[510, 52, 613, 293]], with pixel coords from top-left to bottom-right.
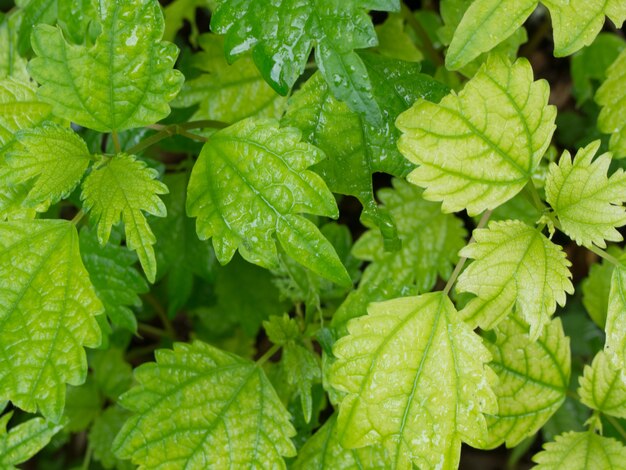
[[1, 0, 626, 468]]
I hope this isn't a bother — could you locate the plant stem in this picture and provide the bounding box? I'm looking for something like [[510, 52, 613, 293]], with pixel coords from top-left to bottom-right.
[[127, 120, 228, 155], [256, 344, 281, 366], [81, 444, 92, 470], [137, 322, 168, 339], [400, 2, 443, 66], [525, 182, 546, 212], [71, 209, 85, 225], [143, 293, 176, 339], [588, 244, 623, 267], [111, 130, 122, 153], [443, 209, 492, 295], [606, 415, 626, 441]]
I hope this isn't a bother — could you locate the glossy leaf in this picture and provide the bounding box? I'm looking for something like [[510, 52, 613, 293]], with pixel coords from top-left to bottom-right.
[[596, 48, 626, 157], [113, 341, 296, 468], [533, 431, 626, 469], [481, 315, 570, 448], [0, 220, 102, 421], [457, 220, 573, 339], [579, 350, 626, 419], [397, 55, 556, 215], [330, 293, 497, 469], [29, 0, 184, 132], [81, 153, 168, 283], [187, 117, 350, 286], [0, 412, 62, 470], [546, 140, 626, 248]]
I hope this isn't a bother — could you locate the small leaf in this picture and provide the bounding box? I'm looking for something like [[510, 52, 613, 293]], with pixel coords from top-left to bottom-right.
[[81, 153, 168, 283], [397, 55, 556, 215], [596, 48, 626, 158], [330, 293, 497, 469], [579, 350, 626, 419], [0, 220, 102, 421], [533, 431, 626, 469], [113, 341, 296, 468], [375, 14, 423, 62], [6, 122, 91, 210], [29, 0, 184, 132], [605, 266, 626, 367], [481, 315, 570, 448], [0, 412, 62, 470], [187, 117, 350, 286], [457, 220, 573, 339], [546, 140, 626, 247]]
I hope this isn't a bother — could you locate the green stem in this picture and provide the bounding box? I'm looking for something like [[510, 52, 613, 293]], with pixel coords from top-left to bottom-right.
[[400, 3, 443, 66], [256, 344, 281, 366], [588, 244, 623, 268], [111, 130, 122, 153], [524, 182, 547, 212], [81, 444, 93, 470], [137, 322, 168, 339], [605, 415, 626, 441], [443, 209, 492, 296], [127, 120, 228, 155], [71, 209, 85, 225], [178, 129, 210, 142], [143, 293, 176, 338]]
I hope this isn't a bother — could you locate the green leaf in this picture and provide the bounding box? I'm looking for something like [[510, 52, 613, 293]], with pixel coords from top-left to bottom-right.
[[596, 48, 626, 158], [0, 412, 62, 470], [90, 348, 133, 401], [0, 14, 28, 81], [375, 13, 423, 62], [113, 341, 296, 468], [81, 153, 168, 283], [283, 55, 449, 244], [397, 55, 556, 215], [187, 117, 350, 286], [533, 431, 626, 469], [90, 406, 133, 470], [481, 315, 570, 448], [0, 220, 102, 421], [605, 266, 626, 367], [162, 0, 207, 45], [445, 0, 535, 70], [29, 0, 184, 132], [64, 377, 103, 432], [173, 34, 287, 123], [546, 140, 626, 247], [579, 350, 626, 419], [582, 249, 623, 327], [330, 293, 497, 469], [211, 0, 400, 123], [6, 122, 91, 210], [79, 226, 148, 332], [543, 0, 626, 57], [332, 179, 466, 331], [457, 220, 573, 339], [293, 414, 390, 469]]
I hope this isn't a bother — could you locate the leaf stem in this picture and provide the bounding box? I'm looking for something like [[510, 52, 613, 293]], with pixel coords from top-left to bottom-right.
[[81, 444, 93, 470], [71, 209, 85, 225], [256, 344, 281, 366], [588, 244, 623, 267], [127, 120, 228, 155], [605, 414, 626, 441], [137, 322, 168, 339], [443, 209, 492, 296], [111, 130, 122, 153], [400, 2, 443, 66], [143, 293, 176, 339]]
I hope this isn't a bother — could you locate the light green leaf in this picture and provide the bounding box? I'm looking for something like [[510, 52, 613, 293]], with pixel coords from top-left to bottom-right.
[[605, 266, 626, 367], [375, 13, 423, 62], [546, 140, 626, 247], [187, 117, 350, 286], [29, 0, 184, 132], [79, 226, 147, 332], [582, 248, 623, 328], [211, 0, 400, 123], [263, 314, 300, 346], [445, 0, 535, 70], [481, 315, 570, 449], [330, 293, 497, 469], [0, 14, 28, 81], [596, 48, 626, 158], [90, 406, 133, 470], [283, 55, 449, 244], [533, 431, 626, 469], [0, 220, 102, 421], [332, 179, 466, 331], [397, 55, 556, 215], [6, 122, 91, 210], [457, 220, 573, 339], [81, 153, 168, 283], [293, 414, 390, 469], [543, 0, 626, 57], [113, 341, 296, 468], [64, 377, 103, 432], [0, 412, 62, 470], [173, 34, 286, 123], [90, 348, 133, 401], [579, 350, 626, 419]]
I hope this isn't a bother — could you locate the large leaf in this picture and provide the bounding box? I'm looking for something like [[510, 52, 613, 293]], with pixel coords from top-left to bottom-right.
[[0, 220, 102, 421], [283, 54, 449, 244], [173, 34, 286, 123], [29, 0, 184, 132], [457, 220, 573, 339], [186, 117, 350, 286], [330, 293, 497, 469], [533, 431, 626, 469], [81, 153, 168, 283], [547, 140, 626, 247], [211, 0, 399, 123], [113, 341, 296, 468], [596, 48, 626, 158], [332, 179, 466, 331], [397, 55, 556, 215], [481, 315, 570, 448], [579, 350, 626, 419], [0, 412, 62, 470]]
